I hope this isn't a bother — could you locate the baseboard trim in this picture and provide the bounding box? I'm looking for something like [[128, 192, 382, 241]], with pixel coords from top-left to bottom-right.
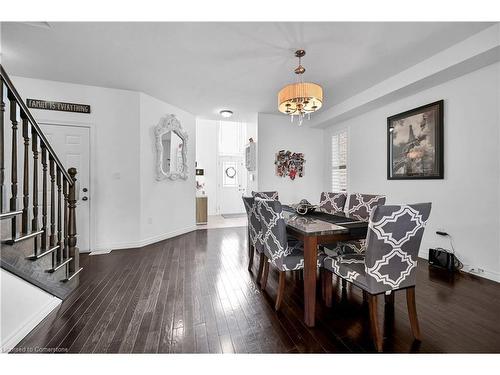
[[92, 225, 197, 252], [1, 296, 61, 353]]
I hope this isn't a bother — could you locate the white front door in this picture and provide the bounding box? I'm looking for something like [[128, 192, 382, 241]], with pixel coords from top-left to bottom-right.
[[218, 155, 246, 215], [39, 123, 91, 252]]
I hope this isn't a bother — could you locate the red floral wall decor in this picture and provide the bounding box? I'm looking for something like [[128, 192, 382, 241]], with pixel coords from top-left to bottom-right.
[[275, 150, 305, 180]]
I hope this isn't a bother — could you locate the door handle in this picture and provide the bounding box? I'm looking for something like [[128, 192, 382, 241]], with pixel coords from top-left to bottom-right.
[[82, 196, 88, 201]]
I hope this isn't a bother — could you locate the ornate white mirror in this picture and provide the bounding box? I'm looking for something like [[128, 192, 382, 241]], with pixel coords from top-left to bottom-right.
[[155, 114, 188, 180]]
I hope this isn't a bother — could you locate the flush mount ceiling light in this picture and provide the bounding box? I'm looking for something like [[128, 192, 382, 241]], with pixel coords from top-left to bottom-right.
[[278, 49, 323, 126], [219, 110, 233, 118]]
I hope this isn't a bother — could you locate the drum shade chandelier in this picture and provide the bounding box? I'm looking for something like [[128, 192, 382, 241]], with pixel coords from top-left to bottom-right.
[[278, 49, 323, 126]]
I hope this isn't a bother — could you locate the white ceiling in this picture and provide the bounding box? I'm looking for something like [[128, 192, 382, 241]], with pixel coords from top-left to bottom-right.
[[1, 22, 493, 121]]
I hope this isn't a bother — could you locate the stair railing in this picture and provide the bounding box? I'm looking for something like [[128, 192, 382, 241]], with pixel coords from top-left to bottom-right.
[[0, 64, 81, 281]]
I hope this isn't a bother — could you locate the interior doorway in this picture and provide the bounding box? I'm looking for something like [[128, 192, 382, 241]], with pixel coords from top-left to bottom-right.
[[39, 123, 91, 252], [196, 118, 255, 219], [218, 155, 246, 215]]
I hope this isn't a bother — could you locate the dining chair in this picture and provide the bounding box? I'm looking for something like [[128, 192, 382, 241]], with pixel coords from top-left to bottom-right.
[[321, 203, 432, 352], [323, 193, 386, 257], [256, 198, 324, 311], [252, 191, 279, 200], [242, 196, 266, 281], [319, 192, 348, 214]]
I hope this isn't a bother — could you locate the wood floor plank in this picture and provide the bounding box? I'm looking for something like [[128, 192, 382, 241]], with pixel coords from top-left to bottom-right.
[[132, 243, 173, 353], [119, 246, 167, 353], [105, 250, 163, 353], [80, 254, 150, 352], [157, 242, 181, 353]]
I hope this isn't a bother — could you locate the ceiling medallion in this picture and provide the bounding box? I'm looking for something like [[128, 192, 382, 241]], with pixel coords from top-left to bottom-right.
[[278, 49, 323, 126]]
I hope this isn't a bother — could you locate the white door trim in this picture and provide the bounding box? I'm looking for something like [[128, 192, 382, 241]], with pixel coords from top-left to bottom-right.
[[37, 120, 95, 253]]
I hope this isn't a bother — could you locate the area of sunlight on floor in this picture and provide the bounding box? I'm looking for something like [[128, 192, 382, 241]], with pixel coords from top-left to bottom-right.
[[196, 215, 248, 230]]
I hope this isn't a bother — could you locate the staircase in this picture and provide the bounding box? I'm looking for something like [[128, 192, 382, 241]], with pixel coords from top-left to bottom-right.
[[1, 64, 82, 299]]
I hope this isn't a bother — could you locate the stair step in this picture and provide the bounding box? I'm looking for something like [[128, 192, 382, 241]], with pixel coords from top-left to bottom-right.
[[27, 245, 60, 261], [63, 267, 83, 282], [47, 257, 72, 273], [3, 230, 44, 245], [0, 210, 23, 220]]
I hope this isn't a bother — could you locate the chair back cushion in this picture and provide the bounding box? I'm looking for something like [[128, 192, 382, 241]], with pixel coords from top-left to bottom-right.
[[364, 203, 432, 294], [242, 196, 263, 252], [347, 193, 386, 220], [252, 191, 279, 200], [319, 192, 348, 214], [256, 199, 291, 267]]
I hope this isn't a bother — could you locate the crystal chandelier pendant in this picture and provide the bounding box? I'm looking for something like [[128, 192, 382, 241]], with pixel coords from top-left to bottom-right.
[[277, 50, 324, 126]]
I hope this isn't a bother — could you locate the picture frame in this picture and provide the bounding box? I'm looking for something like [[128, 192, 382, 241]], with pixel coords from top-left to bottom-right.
[[387, 100, 444, 180]]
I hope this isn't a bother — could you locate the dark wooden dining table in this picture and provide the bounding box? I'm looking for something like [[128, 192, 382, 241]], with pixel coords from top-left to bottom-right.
[[283, 207, 369, 327]]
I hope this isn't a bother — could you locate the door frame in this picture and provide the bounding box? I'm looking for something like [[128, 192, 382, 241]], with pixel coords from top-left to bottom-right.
[[215, 121, 248, 215], [38, 119, 95, 253]]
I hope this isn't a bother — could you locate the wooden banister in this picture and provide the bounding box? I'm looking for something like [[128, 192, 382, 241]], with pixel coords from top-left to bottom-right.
[[8, 90, 18, 236], [1, 63, 80, 284], [0, 64, 72, 184]]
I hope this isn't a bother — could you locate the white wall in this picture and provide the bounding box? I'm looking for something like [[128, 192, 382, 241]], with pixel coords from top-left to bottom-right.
[[195, 119, 218, 215], [9, 76, 142, 251], [258, 113, 325, 204], [324, 62, 500, 281], [139, 93, 196, 244], [0, 269, 61, 352]]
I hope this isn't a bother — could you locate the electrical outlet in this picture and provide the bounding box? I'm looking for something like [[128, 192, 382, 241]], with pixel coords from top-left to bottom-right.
[[468, 267, 485, 274], [436, 228, 449, 236]]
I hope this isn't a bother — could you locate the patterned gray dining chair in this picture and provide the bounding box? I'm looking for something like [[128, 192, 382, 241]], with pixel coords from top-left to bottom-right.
[[321, 203, 432, 352], [252, 191, 279, 200], [323, 193, 386, 257], [319, 192, 348, 214], [256, 198, 324, 311], [242, 196, 266, 281]]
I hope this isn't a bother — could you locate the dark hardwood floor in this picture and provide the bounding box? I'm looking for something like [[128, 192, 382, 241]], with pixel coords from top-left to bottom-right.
[[13, 227, 500, 353]]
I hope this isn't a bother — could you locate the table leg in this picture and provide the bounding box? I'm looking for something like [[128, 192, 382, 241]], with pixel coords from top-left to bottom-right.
[[303, 235, 318, 327]]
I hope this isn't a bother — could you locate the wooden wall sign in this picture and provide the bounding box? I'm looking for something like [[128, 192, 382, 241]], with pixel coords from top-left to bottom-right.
[[26, 98, 91, 114]]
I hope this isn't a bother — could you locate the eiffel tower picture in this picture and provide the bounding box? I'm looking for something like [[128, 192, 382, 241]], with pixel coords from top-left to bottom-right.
[[388, 100, 444, 180]]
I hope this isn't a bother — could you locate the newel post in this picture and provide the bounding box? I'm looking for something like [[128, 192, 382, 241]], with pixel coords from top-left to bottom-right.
[[67, 167, 78, 274]]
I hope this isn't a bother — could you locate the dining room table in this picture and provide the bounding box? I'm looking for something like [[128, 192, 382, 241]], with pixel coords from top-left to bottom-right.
[[282, 205, 369, 327]]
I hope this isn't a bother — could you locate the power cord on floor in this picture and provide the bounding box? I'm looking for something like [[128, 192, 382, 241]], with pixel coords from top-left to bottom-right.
[[435, 231, 464, 270]]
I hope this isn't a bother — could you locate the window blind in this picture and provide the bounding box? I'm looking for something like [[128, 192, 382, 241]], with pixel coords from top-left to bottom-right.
[[331, 130, 348, 192]]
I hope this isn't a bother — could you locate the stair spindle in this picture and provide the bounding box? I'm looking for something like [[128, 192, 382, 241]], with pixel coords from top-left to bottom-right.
[[49, 157, 56, 246], [57, 169, 63, 263], [32, 130, 39, 254], [67, 168, 78, 275], [41, 144, 48, 251], [21, 112, 30, 234], [0, 80, 5, 212], [63, 178, 69, 260], [8, 90, 18, 237], [49, 157, 56, 267]]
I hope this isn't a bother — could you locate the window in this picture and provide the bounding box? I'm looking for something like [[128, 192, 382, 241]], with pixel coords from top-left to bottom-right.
[[222, 161, 238, 187], [331, 130, 348, 192], [218, 121, 246, 155]]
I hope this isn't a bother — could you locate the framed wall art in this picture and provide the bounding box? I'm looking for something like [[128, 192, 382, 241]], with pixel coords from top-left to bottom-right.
[[275, 150, 305, 180], [387, 100, 444, 180]]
